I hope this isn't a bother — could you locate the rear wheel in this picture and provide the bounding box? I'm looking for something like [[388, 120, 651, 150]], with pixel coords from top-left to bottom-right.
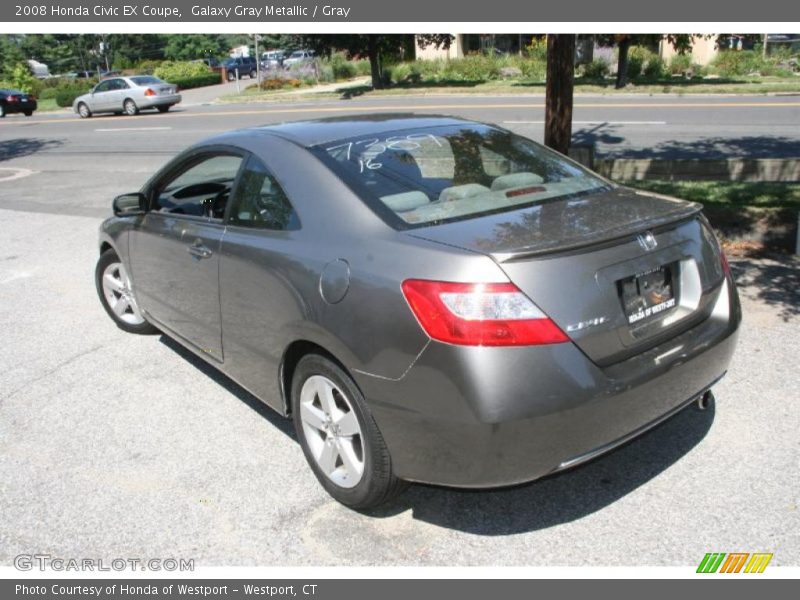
[[95, 249, 158, 335], [156, 105, 170, 113], [249, 69, 257, 79], [291, 354, 407, 509], [123, 98, 139, 116], [77, 102, 91, 118], [24, 110, 33, 117], [1, 104, 7, 118]]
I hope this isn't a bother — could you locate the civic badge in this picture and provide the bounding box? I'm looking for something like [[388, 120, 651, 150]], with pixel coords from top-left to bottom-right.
[[637, 231, 657, 252]]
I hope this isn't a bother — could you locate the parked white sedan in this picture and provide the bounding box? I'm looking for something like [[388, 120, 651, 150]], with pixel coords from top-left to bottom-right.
[[73, 76, 181, 118]]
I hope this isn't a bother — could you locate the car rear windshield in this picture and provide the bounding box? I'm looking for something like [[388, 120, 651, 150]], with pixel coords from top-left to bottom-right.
[[313, 124, 611, 229], [130, 76, 164, 86]]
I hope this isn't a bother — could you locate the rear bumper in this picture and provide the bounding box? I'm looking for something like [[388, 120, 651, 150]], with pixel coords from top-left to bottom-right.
[[4, 101, 36, 114], [355, 276, 741, 487], [138, 93, 181, 109]]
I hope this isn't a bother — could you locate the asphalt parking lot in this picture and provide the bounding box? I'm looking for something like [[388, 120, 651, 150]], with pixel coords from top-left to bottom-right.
[[1, 96, 798, 566]]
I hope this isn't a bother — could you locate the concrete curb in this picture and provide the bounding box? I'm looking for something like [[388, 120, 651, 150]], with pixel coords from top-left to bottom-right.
[[594, 158, 800, 182]]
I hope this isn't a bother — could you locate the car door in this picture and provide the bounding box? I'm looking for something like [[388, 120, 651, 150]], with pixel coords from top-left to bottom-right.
[[89, 79, 114, 111], [129, 150, 245, 361], [217, 153, 302, 409], [109, 78, 130, 111]]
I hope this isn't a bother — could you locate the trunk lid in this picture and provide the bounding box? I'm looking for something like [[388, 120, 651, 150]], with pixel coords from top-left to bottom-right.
[[409, 187, 726, 365]]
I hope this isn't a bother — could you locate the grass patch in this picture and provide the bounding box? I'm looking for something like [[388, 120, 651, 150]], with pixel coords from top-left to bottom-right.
[[36, 98, 60, 112], [222, 76, 800, 103], [622, 180, 800, 209]]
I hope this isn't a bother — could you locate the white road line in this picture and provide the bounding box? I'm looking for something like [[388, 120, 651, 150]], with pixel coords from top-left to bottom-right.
[[94, 127, 173, 132], [503, 120, 667, 125], [0, 167, 36, 182]]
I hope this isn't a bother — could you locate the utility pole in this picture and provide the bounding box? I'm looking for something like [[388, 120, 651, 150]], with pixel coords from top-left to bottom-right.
[[544, 34, 576, 155], [254, 34, 261, 83]]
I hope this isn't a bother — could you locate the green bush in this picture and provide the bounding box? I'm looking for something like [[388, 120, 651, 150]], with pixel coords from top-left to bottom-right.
[[154, 61, 212, 82], [643, 56, 667, 79], [388, 62, 411, 84], [326, 52, 357, 80], [441, 54, 500, 82], [167, 72, 221, 89], [136, 60, 165, 74], [669, 53, 693, 74], [352, 59, 372, 76], [627, 46, 656, 78], [55, 85, 89, 107], [524, 37, 548, 62], [582, 58, 610, 79], [710, 50, 792, 77], [519, 58, 546, 80], [4, 63, 42, 95], [317, 64, 335, 83]]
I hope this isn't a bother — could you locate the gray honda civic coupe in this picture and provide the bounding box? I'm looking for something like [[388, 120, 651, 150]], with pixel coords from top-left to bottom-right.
[[95, 115, 740, 509]]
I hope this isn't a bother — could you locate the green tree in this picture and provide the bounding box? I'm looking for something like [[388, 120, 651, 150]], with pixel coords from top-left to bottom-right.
[[596, 34, 697, 88], [297, 34, 412, 89], [163, 34, 228, 61]]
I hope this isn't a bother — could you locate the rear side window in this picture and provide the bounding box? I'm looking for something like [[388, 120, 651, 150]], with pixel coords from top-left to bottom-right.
[[228, 156, 299, 230], [315, 124, 610, 229]]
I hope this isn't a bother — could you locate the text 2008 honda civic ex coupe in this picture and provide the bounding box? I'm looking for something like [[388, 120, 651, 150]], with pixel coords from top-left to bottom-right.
[[95, 115, 740, 509]]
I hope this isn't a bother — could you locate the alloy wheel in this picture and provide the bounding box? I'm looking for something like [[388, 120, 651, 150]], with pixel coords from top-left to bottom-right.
[[101, 262, 145, 326], [299, 375, 365, 488]]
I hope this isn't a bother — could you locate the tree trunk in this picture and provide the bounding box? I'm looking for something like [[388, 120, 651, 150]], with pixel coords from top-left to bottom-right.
[[368, 35, 383, 89], [544, 34, 575, 155], [615, 36, 631, 89]]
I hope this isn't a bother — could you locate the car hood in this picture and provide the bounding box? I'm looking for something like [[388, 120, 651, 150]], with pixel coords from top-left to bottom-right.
[[407, 186, 703, 262]]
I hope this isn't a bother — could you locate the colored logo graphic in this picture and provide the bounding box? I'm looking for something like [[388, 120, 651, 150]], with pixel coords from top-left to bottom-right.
[[697, 553, 773, 573]]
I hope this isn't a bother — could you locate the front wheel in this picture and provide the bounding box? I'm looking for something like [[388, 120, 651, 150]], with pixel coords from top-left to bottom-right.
[[123, 98, 139, 116], [292, 354, 408, 509], [95, 249, 158, 335], [77, 102, 91, 118]]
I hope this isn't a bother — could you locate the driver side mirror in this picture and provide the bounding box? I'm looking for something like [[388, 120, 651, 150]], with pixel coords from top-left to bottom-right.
[[112, 192, 148, 217]]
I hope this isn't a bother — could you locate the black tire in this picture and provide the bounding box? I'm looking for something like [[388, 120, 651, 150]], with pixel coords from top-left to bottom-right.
[[95, 249, 158, 335], [123, 98, 139, 116], [77, 102, 92, 118], [156, 105, 170, 113], [24, 111, 33, 117], [249, 69, 257, 79], [1, 104, 7, 118], [291, 354, 408, 509], [227, 71, 236, 82]]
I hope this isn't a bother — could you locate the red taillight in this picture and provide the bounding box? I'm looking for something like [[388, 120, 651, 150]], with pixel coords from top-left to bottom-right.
[[6, 95, 17, 103], [144, 88, 156, 97], [401, 280, 568, 347]]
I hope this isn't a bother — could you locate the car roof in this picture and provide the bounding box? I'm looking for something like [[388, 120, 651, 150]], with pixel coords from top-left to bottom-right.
[[210, 114, 484, 148]]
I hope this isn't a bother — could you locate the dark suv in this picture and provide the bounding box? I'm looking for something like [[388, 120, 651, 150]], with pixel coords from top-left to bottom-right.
[[223, 56, 258, 80]]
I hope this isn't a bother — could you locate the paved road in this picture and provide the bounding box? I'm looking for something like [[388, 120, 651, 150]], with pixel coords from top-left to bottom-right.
[[0, 93, 798, 567], [2, 93, 799, 218]]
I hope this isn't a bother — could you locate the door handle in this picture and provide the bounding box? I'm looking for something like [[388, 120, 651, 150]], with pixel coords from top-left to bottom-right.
[[187, 243, 213, 259]]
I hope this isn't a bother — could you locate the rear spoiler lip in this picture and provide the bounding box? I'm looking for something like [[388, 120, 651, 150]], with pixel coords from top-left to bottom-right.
[[488, 203, 703, 263], [487, 202, 704, 263]]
